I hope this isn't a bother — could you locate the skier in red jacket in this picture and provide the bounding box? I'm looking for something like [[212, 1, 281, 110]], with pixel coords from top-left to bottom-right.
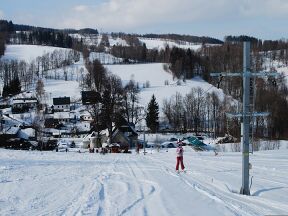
[[176, 139, 185, 172]]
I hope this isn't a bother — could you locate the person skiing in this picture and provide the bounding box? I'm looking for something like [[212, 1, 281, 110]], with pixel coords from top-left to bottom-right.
[[176, 139, 185, 172]]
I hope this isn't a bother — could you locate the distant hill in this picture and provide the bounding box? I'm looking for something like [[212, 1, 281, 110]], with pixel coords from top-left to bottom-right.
[[13, 24, 99, 35], [224, 35, 259, 43]]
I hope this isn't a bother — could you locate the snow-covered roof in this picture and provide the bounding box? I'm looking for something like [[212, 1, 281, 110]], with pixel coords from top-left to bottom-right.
[[3, 126, 20, 135], [13, 99, 38, 104], [53, 112, 72, 119], [18, 128, 35, 139], [109, 143, 120, 147]]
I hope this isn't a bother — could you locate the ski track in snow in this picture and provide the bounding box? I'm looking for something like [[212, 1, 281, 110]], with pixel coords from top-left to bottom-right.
[[0, 149, 288, 216]]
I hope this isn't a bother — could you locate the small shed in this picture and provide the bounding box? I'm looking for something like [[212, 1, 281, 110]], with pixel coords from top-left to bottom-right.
[[111, 122, 138, 150]]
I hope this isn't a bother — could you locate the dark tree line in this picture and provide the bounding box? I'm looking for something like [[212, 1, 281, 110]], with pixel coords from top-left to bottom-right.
[[0, 20, 14, 57], [2, 77, 21, 97], [0, 20, 75, 48], [0, 33, 5, 57], [225, 35, 288, 52], [201, 42, 288, 138], [253, 76, 288, 139], [10, 30, 73, 48], [161, 89, 237, 136]]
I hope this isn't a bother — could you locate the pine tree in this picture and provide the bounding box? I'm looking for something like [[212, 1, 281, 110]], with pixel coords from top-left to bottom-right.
[[2, 84, 8, 97], [146, 94, 159, 133]]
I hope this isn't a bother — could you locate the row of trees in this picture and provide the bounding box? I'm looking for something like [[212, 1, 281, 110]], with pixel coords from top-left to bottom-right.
[[0, 20, 14, 57], [0, 32, 5, 57], [225, 35, 288, 52], [162, 88, 236, 136], [0, 49, 80, 95], [9, 30, 73, 48], [1, 20, 76, 49]]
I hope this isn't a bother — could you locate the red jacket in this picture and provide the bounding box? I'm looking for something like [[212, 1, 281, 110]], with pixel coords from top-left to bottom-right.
[[176, 146, 184, 157]]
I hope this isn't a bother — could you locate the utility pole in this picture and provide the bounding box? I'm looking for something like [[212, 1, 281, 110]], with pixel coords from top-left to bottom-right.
[[143, 126, 146, 155], [211, 41, 277, 195]]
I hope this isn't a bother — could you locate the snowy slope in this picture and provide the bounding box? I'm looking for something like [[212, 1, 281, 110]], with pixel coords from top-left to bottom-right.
[[90, 52, 123, 64], [0, 148, 287, 216], [108, 36, 128, 47], [1, 45, 231, 112], [138, 37, 203, 51], [69, 33, 101, 46], [106, 63, 228, 108], [44, 79, 82, 104], [69, 34, 128, 47], [1, 45, 71, 62]]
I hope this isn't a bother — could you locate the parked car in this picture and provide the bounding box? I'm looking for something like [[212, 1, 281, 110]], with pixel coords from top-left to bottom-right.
[[161, 141, 177, 148], [56, 139, 70, 152], [145, 143, 155, 148], [169, 137, 178, 142]]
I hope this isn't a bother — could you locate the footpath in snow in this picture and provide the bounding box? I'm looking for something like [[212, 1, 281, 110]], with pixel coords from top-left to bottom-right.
[[0, 148, 288, 216]]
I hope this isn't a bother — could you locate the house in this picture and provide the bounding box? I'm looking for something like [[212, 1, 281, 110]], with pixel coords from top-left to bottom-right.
[[12, 98, 38, 113], [53, 112, 74, 124], [81, 131, 108, 148], [111, 120, 138, 150], [53, 97, 70, 112], [80, 111, 93, 121]]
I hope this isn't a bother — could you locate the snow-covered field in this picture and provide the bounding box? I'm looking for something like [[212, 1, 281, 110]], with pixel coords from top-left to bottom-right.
[[44, 79, 82, 103], [0, 148, 287, 216], [106, 63, 228, 108], [1, 45, 228, 116], [2, 45, 71, 62], [138, 37, 203, 51]]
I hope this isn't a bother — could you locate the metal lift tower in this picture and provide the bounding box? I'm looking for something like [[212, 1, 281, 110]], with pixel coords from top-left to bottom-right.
[[210, 41, 277, 195]]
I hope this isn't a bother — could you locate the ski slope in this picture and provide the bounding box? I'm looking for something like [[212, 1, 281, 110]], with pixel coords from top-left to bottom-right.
[[0, 148, 287, 216]]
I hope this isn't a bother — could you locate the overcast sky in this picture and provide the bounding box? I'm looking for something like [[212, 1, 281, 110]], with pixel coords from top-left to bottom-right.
[[1, 0, 288, 40]]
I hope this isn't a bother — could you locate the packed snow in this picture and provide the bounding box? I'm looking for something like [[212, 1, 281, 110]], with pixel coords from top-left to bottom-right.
[[0, 148, 288, 216]]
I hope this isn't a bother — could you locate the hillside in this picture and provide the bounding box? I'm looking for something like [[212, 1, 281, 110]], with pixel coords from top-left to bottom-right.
[[106, 63, 228, 109], [2, 44, 71, 62], [1, 44, 227, 111]]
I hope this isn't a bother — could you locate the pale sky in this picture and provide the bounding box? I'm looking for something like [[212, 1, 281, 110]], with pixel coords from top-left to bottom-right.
[[1, 0, 288, 40]]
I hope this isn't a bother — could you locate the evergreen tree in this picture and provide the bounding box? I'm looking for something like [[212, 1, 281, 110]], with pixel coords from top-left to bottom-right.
[[146, 94, 159, 133], [2, 84, 8, 97]]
